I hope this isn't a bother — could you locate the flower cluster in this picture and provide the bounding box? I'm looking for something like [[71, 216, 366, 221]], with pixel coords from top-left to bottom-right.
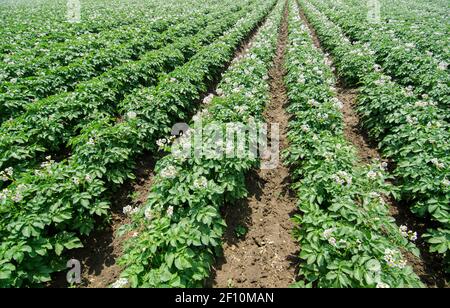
[[40, 155, 55, 169], [144, 207, 153, 221], [193, 176, 208, 190], [203, 93, 214, 105], [166, 206, 174, 217], [160, 166, 177, 179], [111, 278, 128, 288], [331, 171, 352, 186], [376, 281, 390, 288], [383, 248, 407, 269], [430, 158, 445, 169], [399, 225, 418, 242], [0, 167, 13, 181], [367, 170, 380, 179], [123, 205, 139, 216], [126, 111, 137, 120]]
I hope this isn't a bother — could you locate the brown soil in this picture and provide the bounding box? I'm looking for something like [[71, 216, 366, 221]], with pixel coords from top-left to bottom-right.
[[49, 157, 156, 288], [211, 2, 299, 288], [297, 1, 448, 288]]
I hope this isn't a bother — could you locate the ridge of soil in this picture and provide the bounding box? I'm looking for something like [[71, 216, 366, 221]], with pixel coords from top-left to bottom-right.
[[211, 2, 299, 288], [297, 1, 448, 288]]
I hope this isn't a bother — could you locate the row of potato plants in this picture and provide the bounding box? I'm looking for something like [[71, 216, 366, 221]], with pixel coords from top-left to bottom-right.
[[0, 0, 168, 59], [0, 0, 275, 288], [113, 0, 284, 288], [307, 0, 449, 115], [284, 1, 423, 288], [0, 1, 249, 123], [299, 0, 450, 272], [0, 3, 252, 179]]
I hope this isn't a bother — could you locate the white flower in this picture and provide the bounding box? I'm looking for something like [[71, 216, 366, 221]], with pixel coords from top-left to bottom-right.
[[406, 115, 418, 125], [5, 167, 13, 177], [332, 171, 352, 186], [438, 61, 448, 71], [167, 206, 174, 217], [12, 191, 23, 203], [234, 105, 248, 114], [331, 98, 343, 109], [126, 111, 137, 120], [430, 158, 444, 169], [10, 78, 17, 84], [144, 207, 153, 221], [170, 77, 177, 83], [383, 248, 407, 269], [0, 189, 9, 204], [87, 138, 95, 146], [369, 192, 381, 199], [328, 237, 337, 247], [323, 228, 334, 239], [399, 225, 408, 237], [193, 176, 208, 189], [160, 166, 177, 179], [72, 177, 80, 185], [0, 172, 7, 182], [156, 138, 167, 148], [85, 174, 93, 182], [132, 231, 139, 238], [308, 99, 320, 107], [122, 205, 133, 215], [298, 75, 305, 84], [203, 94, 214, 105], [408, 231, 418, 242], [367, 170, 378, 179], [216, 88, 224, 96], [442, 179, 450, 187], [376, 282, 390, 288], [301, 124, 310, 132], [111, 278, 128, 288], [373, 64, 382, 72]]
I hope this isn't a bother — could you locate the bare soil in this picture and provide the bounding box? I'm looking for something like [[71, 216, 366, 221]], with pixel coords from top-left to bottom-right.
[[211, 3, 299, 288], [297, 2, 448, 288]]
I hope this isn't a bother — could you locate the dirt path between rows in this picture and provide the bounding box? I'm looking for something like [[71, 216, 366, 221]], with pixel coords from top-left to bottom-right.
[[211, 3, 299, 288], [297, 1, 448, 288]]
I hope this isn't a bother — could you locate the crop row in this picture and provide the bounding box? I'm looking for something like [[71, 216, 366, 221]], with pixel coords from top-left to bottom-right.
[[114, 0, 284, 288], [307, 0, 449, 114], [0, 0, 275, 288], [0, 1, 249, 123], [284, 0, 422, 288], [0, 2, 253, 179], [299, 0, 450, 271]]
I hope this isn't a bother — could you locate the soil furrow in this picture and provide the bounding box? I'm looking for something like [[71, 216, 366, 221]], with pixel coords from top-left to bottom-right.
[[211, 2, 298, 288]]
